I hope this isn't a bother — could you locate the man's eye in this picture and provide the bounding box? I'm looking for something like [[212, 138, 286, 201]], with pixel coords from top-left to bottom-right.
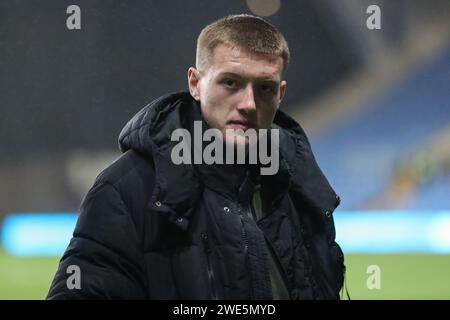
[[260, 84, 277, 94], [223, 79, 237, 88]]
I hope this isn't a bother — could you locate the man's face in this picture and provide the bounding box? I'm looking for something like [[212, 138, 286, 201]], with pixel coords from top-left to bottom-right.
[[188, 43, 287, 147]]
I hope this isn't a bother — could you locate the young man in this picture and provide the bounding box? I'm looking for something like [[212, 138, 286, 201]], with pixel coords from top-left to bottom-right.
[[47, 14, 345, 300]]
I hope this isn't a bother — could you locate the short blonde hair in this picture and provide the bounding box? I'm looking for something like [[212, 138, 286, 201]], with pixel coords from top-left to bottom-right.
[[196, 14, 290, 73]]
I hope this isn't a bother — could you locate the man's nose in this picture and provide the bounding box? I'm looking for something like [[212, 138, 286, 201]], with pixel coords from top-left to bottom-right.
[[237, 85, 257, 113]]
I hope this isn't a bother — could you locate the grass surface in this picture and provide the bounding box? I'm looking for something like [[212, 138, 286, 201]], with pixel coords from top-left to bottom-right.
[[1, 251, 450, 299], [0, 250, 60, 299], [343, 254, 450, 299]]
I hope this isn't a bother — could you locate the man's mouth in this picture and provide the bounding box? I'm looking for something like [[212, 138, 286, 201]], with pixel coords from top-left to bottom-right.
[[226, 120, 256, 131]]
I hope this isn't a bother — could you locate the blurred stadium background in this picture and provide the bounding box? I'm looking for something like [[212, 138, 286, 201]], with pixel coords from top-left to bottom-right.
[[1, 0, 450, 299]]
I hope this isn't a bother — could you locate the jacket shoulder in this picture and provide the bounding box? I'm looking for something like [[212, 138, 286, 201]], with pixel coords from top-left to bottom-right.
[[91, 149, 156, 215], [93, 149, 153, 188], [47, 150, 151, 299]]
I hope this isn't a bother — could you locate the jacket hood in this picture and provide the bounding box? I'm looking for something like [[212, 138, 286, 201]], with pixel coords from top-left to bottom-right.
[[118, 92, 339, 225]]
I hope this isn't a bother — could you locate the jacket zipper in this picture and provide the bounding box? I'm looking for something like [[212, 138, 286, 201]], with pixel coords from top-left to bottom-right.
[[201, 233, 218, 300], [239, 210, 252, 299], [240, 213, 249, 256]]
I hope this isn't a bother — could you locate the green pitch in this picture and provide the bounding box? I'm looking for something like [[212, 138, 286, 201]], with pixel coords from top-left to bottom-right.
[[0, 249, 60, 299], [343, 254, 450, 299], [1, 250, 450, 299]]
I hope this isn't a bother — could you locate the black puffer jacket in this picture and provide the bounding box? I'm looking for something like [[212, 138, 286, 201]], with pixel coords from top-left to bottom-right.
[[47, 91, 345, 299]]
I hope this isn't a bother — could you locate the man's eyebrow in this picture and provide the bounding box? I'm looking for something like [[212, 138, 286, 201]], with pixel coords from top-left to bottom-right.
[[217, 72, 280, 84], [217, 72, 244, 79]]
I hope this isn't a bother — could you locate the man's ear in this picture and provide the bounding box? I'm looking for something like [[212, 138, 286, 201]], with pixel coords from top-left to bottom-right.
[[188, 67, 201, 101], [278, 80, 287, 108]]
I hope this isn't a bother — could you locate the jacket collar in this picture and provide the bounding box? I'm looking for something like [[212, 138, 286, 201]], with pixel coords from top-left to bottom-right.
[[118, 92, 339, 226]]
